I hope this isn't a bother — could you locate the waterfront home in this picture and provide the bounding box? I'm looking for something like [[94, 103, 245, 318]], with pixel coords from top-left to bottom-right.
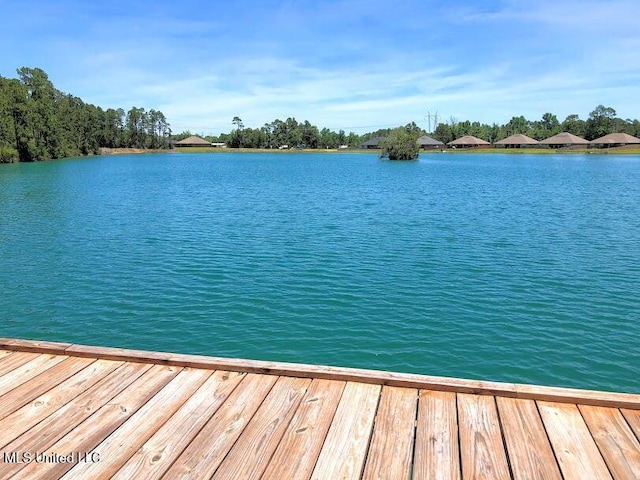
[[361, 137, 386, 149], [174, 135, 213, 147], [416, 135, 444, 149], [539, 132, 589, 148], [448, 135, 491, 148], [591, 132, 640, 147], [495, 134, 539, 148]]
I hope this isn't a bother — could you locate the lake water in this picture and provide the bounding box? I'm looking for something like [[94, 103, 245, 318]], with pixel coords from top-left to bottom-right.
[[1, 152, 639, 393]]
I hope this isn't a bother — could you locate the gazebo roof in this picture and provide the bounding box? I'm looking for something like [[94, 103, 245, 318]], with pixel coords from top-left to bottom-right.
[[590, 132, 640, 145], [495, 134, 539, 145], [539, 132, 589, 145], [175, 135, 211, 145], [447, 135, 490, 146], [416, 135, 444, 146]]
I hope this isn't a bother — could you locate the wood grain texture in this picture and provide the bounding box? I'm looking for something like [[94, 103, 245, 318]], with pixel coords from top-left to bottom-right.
[[579, 405, 640, 480], [261, 378, 345, 480], [111, 370, 245, 480], [0, 337, 73, 354], [310, 382, 381, 480], [0, 351, 41, 378], [0, 356, 94, 421], [3, 338, 640, 409], [61, 367, 212, 480], [457, 393, 511, 480], [0, 361, 150, 478], [0, 354, 69, 396], [413, 390, 461, 480], [11, 364, 180, 480], [0, 358, 123, 450], [496, 397, 562, 480], [538, 401, 613, 480], [162, 373, 278, 479], [516, 383, 640, 410], [361, 386, 417, 480], [212, 376, 311, 480], [621, 408, 640, 441]]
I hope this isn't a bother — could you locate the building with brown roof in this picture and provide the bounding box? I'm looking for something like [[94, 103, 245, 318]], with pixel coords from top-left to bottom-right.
[[416, 135, 444, 149], [447, 135, 491, 148], [590, 132, 640, 147], [495, 134, 539, 148], [174, 136, 213, 147], [539, 132, 589, 148]]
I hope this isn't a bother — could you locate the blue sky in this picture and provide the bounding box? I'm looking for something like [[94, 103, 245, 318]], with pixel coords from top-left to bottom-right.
[[2, 0, 639, 135]]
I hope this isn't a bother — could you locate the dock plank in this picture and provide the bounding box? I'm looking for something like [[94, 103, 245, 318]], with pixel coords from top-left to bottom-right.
[[0, 337, 73, 354], [310, 382, 381, 480], [111, 370, 245, 480], [0, 351, 41, 378], [457, 393, 511, 480], [162, 373, 278, 479], [261, 378, 345, 480], [496, 397, 562, 480], [0, 350, 15, 362], [622, 409, 640, 441], [413, 390, 461, 480], [0, 356, 94, 421], [361, 386, 417, 480], [0, 361, 147, 458], [538, 401, 613, 480], [11, 364, 180, 480], [61, 367, 212, 479], [0, 358, 123, 450], [0, 353, 69, 396], [579, 405, 640, 480], [212, 376, 311, 480], [0, 339, 638, 480]]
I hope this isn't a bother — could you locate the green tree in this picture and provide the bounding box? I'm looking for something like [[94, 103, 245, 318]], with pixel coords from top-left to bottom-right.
[[585, 105, 616, 140], [561, 114, 586, 138], [380, 128, 419, 160]]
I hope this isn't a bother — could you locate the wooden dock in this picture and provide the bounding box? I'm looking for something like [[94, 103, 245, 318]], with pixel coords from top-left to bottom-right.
[[0, 338, 638, 479]]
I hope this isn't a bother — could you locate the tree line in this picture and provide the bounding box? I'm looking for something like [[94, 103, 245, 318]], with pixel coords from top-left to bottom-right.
[[0, 67, 171, 163], [432, 106, 640, 145], [175, 106, 640, 150]]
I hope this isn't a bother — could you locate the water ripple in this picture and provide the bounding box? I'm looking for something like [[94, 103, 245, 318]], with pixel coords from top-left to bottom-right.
[[1, 153, 639, 392]]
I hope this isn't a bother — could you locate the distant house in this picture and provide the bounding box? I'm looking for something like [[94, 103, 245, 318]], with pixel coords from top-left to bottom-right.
[[174, 135, 212, 147], [495, 134, 539, 148], [590, 132, 640, 147], [447, 135, 491, 148], [361, 137, 386, 149], [416, 135, 444, 149], [539, 132, 589, 148]]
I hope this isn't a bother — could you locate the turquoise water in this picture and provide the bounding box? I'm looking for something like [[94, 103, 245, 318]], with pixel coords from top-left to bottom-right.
[[1, 152, 639, 393]]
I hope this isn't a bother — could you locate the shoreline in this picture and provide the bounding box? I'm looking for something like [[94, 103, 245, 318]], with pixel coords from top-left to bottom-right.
[[171, 145, 640, 155]]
